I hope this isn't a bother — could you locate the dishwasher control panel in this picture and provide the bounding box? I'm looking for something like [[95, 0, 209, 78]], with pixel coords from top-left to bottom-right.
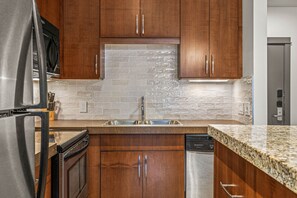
[[186, 134, 214, 152]]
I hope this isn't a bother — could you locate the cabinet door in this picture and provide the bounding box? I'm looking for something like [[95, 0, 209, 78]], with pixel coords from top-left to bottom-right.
[[101, 152, 143, 198], [100, 0, 140, 37], [180, 0, 210, 78], [40, 0, 60, 28], [35, 159, 52, 198], [143, 151, 184, 198], [214, 141, 254, 198], [141, 0, 180, 38], [62, 0, 100, 79], [210, 0, 241, 78]]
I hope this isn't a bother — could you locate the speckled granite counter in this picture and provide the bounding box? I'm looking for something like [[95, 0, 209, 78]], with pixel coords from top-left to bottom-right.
[[208, 125, 297, 194], [35, 131, 86, 166], [36, 120, 242, 134]]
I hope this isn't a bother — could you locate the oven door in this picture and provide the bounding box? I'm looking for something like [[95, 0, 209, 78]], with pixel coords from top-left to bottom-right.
[[62, 138, 89, 198]]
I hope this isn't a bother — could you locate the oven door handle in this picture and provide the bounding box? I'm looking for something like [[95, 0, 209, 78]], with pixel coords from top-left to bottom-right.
[[64, 141, 89, 160]]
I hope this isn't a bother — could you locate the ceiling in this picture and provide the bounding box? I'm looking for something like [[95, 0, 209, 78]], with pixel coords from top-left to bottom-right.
[[268, 0, 297, 7]]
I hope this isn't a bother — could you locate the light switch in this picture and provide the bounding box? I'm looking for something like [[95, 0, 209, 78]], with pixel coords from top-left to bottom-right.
[[79, 101, 88, 113], [244, 102, 250, 117], [238, 103, 244, 115]]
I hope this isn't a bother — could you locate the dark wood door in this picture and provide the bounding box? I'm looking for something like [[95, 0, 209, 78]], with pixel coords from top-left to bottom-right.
[[100, 0, 140, 37], [143, 151, 184, 198], [210, 0, 241, 78], [180, 0, 210, 78], [62, 0, 100, 79], [41, 0, 60, 28], [141, 0, 180, 38], [36, 0, 60, 28], [101, 152, 143, 198]]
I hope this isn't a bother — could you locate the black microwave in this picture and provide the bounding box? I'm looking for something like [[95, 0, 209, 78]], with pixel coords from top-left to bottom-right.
[[33, 17, 60, 78]]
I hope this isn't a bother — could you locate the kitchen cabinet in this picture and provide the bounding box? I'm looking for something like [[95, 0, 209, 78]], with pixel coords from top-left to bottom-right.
[[35, 159, 52, 198], [143, 151, 184, 198], [100, 151, 184, 198], [88, 134, 185, 198], [100, 0, 180, 38], [101, 152, 143, 198], [61, 0, 100, 79], [100, 0, 140, 38], [180, 0, 242, 79], [36, 0, 60, 29], [214, 141, 297, 198], [87, 135, 101, 198]]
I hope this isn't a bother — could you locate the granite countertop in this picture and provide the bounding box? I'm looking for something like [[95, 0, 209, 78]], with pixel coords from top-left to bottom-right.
[[35, 131, 85, 167], [36, 120, 242, 134], [208, 125, 297, 194]]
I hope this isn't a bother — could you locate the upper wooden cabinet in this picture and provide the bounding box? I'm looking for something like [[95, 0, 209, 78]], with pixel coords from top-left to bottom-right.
[[61, 0, 100, 79], [180, 0, 242, 79], [37, 0, 60, 28], [100, 0, 180, 38], [141, 0, 180, 38], [100, 0, 140, 37]]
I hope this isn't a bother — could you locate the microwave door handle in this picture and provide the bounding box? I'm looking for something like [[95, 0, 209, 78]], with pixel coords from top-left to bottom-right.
[[30, 112, 49, 198], [31, 0, 48, 109], [64, 141, 89, 160]]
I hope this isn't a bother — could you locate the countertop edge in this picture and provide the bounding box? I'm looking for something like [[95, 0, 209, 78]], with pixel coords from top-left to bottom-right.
[[208, 125, 297, 195]]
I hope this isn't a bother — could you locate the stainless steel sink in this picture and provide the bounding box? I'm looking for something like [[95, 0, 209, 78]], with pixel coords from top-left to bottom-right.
[[104, 119, 182, 126], [142, 119, 182, 125], [104, 120, 140, 126]]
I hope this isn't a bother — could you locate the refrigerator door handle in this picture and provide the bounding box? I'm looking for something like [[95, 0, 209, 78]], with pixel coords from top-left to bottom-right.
[[30, 112, 49, 198], [31, 0, 48, 109]]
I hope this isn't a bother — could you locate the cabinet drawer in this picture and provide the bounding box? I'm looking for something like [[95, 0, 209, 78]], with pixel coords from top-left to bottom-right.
[[100, 135, 184, 151]]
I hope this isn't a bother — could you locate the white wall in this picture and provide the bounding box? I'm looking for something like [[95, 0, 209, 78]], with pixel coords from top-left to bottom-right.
[[267, 7, 297, 124], [242, 0, 253, 77], [253, 0, 268, 124]]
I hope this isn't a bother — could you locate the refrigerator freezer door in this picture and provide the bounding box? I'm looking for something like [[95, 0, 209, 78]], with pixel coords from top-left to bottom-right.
[[0, 114, 35, 197], [0, 0, 34, 110]]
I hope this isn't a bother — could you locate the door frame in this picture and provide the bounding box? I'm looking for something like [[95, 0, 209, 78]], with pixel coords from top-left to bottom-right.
[[267, 37, 291, 125]]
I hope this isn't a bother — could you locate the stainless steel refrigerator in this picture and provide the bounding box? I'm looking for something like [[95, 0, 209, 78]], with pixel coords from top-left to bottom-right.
[[0, 0, 49, 197]]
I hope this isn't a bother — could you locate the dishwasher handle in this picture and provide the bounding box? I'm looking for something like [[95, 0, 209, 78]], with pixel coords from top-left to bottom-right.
[[64, 137, 89, 160]]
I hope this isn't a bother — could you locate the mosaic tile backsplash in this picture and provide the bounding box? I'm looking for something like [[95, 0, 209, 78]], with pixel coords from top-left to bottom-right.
[[34, 44, 252, 122]]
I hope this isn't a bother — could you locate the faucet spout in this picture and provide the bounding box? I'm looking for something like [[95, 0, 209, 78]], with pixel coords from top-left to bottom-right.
[[141, 96, 145, 122]]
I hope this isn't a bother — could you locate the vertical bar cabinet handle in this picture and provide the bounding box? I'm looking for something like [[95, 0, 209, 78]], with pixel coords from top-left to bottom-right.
[[138, 155, 141, 179], [144, 155, 148, 177], [95, 54, 98, 75], [142, 14, 145, 35], [205, 55, 209, 75]]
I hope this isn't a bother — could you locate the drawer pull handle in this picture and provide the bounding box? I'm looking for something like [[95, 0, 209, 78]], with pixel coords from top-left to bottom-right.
[[138, 155, 141, 179], [136, 15, 139, 35], [205, 55, 209, 75], [144, 155, 148, 178], [220, 181, 244, 198]]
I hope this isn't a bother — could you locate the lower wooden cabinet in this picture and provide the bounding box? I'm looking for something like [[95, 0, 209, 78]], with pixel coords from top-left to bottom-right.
[[88, 134, 185, 198], [214, 141, 297, 198], [101, 151, 184, 198], [143, 151, 184, 198], [101, 152, 143, 198], [35, 159, 52, 198]]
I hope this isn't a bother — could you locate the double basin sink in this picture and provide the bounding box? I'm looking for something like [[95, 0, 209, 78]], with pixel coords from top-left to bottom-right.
[[104, 119, 182, 126]]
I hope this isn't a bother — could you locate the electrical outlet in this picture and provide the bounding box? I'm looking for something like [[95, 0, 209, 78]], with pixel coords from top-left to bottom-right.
[[244, 102, 250, 116], [238, 103, 244, 115], [79, 101, 88, 113]]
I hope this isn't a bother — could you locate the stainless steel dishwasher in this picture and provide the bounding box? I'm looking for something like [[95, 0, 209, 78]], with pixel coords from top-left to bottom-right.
[[186, 134, 214, 198]]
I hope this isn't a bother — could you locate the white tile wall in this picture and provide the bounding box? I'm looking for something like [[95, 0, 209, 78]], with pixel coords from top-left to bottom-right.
[[34, 44, 253, 122], [232, 76, 253, 124]]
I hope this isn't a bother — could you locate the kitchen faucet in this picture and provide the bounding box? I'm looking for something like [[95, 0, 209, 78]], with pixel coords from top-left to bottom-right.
[[141, 96, 145, 122]]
